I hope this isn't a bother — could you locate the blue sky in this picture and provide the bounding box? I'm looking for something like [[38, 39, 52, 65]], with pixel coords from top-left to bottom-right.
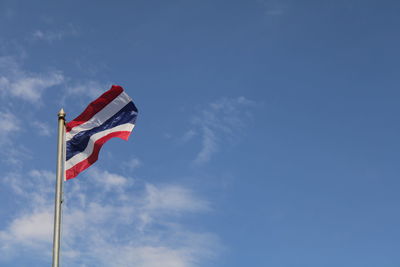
[[0, 0, 400, 266]]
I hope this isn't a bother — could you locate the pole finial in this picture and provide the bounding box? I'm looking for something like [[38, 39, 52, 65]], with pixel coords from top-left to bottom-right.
[[58, 108, 66, 119]]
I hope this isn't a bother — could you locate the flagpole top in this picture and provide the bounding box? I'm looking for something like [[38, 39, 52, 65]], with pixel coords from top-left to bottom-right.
[[58, 108, 66, 119]]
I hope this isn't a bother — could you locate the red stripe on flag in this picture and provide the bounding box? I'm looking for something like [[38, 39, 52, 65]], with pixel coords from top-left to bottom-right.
[[65, 131, 131, 180], [66, 85, 124, 132]]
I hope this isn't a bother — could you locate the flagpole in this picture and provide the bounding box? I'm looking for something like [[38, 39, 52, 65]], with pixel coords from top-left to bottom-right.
[[52, 108, 66, 267]]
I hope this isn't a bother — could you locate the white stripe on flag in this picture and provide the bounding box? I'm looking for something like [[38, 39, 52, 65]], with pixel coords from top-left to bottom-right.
[[66, 91, 132, 141], [65, 123, 135, 170]]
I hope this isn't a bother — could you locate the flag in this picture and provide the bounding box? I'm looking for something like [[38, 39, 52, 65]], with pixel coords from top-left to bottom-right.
[[65, 85, 138, 180]]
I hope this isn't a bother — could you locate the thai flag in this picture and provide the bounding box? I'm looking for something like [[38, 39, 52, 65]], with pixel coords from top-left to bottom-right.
[[65, 85, 138, 180]]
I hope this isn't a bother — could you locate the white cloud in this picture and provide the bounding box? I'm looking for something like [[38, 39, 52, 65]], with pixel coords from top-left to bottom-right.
[[0, 56, 64, 103], [195, 126, 217, 164], [0, 170, 55, 254], [182, 129, 197, 142], [144, 184, 209, 214], [87, 232, 220, 267], [29, 169, 54, 184], [0, 111, 19, 135], [2, 170, 54, 199], [0, 111, 20, 148], [32, 120, 52, 136], [60, 80, 110, 109], [0, 145, 31, 166], [32, 26, 78, 43], [1, 211, 53, 245], [86, 167, 130, 191], [189, 97, 255, 164], [109, 246, 189, 267], [257, 0, 288, 16], [0, 57, 108, 110], [66, 80, 105, 99], [2, 172, 25, 195], [10, 73, 63, 102], [0, 168, 220, 266], [33, 30, 63, 42], [122, 157, 142, 171]]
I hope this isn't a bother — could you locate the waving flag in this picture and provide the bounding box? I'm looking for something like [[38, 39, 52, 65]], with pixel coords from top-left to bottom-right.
[[65, 85, 138, 180]]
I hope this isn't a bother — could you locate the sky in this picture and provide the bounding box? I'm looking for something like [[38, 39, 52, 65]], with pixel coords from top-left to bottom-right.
[[0, 0, 400, 266]]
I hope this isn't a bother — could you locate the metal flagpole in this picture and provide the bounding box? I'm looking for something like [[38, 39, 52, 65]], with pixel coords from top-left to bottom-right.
[[52, 108, 66, 267]]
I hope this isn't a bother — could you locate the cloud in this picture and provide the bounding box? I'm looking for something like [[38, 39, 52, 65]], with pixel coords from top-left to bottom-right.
[[32, 30, 63, 42], [0, 111, 20, 137], [31, 26, 78, 43], [0, 145, 31, 167], [257, 0, 288, 16], [122, 157, 142, 171], [2, 170, 54, 200], [85, 167, 130, 192], [144, 183, 209, 214], [32, 121, 52, 136], [195, 127, 217, 164], [0, 109, 31, 168], [0, 57, 108, 110], [8, 73, 63, 102], [28, 169, 54, 183], [85, 231, 220, 267], [0, 170, 55, 255], [182, 129, 197, 142], [65, 80, 105, 99], [0, 111, 22, 157], [0, 168, 220, 266], [0, 56, 64, 103], [188, 96, 255, 164], [60, 80, 109, 109], [0, 211, 53, 246]]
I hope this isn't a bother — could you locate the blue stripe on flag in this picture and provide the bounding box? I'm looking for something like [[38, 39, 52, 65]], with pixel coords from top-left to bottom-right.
[[66, 101, 138, 161]]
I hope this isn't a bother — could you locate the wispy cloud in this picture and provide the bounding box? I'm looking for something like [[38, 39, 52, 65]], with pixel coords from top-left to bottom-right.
[[32, 121, 52, 136], [0, 170, 55, 254], [0, 111, 24, 166], [32, 30, 63, 42], [0, 211, 53, 247], [0, 168, 220, 266], [60, 80, 108, 108], [182, 129, 197, 142], [0, 57, 108, 110], [144, 183, 209, 215], [85, 167, 131, 192], [31, 26, 78, 43], [0, 145, 31, 167], [188, 96, 255, 164], [257, 0, 288, 16], [122, 157, 142, 171], [0, 111, 20, 138], [0, 56, 64, 103], [65, 80, 105, 99]]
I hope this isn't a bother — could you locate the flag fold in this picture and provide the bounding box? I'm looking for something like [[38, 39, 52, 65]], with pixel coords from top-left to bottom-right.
[[65, 85, 138, 180]]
